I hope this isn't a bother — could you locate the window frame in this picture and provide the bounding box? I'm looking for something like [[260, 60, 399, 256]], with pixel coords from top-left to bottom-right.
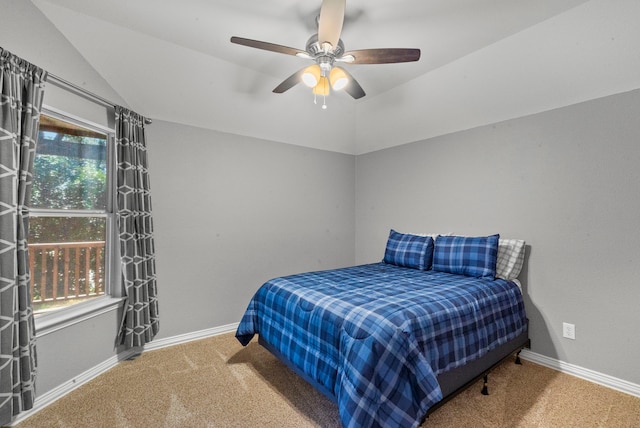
[[32, 106, 123, 336]]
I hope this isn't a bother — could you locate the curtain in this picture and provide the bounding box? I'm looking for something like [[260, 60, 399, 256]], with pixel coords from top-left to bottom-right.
[[115, 106, 159, 348], [0, 48, 47, 425]]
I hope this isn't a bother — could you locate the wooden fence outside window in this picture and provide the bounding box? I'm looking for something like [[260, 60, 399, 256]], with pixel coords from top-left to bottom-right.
[[28, 241, 106, 312]]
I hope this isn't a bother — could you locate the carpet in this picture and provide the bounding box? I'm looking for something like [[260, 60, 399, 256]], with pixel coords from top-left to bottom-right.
[[14, 333, 640, 427]]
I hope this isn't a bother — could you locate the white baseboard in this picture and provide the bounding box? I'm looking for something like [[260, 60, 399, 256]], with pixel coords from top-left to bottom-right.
[[8, 323, 239, 426], [520, 349, 640, 398], [143, 323, 239, 352]]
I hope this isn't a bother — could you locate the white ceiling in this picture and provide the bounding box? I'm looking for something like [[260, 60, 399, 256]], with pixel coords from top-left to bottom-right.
[[31, 0, 640, 154]]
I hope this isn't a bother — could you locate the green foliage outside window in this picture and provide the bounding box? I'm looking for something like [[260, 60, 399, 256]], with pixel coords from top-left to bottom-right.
[[30, 127, 107, 242]]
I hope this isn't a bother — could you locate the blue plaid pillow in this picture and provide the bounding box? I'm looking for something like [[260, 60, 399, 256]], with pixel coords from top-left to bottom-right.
[[383, 229, 434, 270], [433, 234, 500, 279]]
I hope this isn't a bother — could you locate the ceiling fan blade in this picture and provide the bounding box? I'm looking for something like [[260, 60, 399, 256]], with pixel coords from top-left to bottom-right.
[[230, 36, 305, 57], [272, 68, 306, 94], [318, 0, 345, 49], [339, 68, 366, 99], [340, 48, 421, 64]]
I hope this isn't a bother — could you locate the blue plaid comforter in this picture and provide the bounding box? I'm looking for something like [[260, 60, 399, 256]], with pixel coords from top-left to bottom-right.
[[236, 263, 527, 428]]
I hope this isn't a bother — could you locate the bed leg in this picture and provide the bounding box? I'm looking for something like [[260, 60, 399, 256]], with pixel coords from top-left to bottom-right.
[[481, 374, 489, 395], [515, 349, 523, 365]]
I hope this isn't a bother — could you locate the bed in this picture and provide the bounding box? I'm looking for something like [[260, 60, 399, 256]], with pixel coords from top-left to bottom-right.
[[236, 231, 529, 427]]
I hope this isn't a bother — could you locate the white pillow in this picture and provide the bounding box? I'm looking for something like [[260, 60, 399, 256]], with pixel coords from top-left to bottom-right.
[[496, 239, 526, 280]]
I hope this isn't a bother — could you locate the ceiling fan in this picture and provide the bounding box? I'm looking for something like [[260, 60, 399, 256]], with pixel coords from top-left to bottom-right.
[[230, 0, 420, 107]]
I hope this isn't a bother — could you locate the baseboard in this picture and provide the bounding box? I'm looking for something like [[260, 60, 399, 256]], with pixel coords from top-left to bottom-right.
[[143, 322, 239, 352], [8, 323, 239, 426], [520, 349, 640, 398]]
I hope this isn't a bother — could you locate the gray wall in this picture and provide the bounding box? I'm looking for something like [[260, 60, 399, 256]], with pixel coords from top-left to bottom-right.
[[355, 88, 640, 385], [146, 121, 356, 340]]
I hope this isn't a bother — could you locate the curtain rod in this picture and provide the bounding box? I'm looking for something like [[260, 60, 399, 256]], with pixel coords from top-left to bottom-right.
[[47, 73, 152, 125]]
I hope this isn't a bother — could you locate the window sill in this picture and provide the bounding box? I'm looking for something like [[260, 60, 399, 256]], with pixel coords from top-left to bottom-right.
[[35, 296, 125, 338]]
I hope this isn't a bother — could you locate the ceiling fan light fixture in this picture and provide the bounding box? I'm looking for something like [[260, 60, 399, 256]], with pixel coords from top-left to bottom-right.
[[313, 76, 330, 96], [302, 64, 322, 88], [330, 67, 349, 91]]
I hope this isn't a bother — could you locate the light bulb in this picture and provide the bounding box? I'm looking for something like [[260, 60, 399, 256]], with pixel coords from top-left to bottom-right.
[[312, 76, 330, 96], [330, 67, 349, 91], [302, 65, 321, 88]]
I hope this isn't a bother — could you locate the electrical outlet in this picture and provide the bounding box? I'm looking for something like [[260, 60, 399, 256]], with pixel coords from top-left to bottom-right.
[[563, 322, 576, 340]]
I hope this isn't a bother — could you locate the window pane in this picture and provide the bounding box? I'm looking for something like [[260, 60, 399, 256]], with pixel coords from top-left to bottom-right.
[[32, 115, 107, 211], [29, 216, 106, 314]]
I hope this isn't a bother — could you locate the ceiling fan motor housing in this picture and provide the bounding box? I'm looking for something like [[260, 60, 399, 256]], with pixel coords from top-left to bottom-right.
[[305, 34, 345, 59]]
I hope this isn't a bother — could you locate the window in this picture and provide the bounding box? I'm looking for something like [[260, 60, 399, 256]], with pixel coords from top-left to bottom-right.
[[30, 112, 115, 315]]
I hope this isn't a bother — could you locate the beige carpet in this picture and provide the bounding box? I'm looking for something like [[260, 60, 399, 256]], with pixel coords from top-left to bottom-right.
[[14, 333, 640, 427]]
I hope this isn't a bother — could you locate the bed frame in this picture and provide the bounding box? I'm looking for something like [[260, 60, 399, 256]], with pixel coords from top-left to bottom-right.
[[424, 325, 530, 416], [258, 322, 529, 421]]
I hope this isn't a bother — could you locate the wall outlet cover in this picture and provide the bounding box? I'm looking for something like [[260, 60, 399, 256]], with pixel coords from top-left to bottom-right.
[[563, 322, 576, 340]]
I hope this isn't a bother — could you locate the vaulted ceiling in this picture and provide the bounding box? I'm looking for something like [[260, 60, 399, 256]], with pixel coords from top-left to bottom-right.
[[32, 0, 640, 154]]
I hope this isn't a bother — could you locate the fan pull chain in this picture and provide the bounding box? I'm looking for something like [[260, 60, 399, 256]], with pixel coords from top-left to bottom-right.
[[313, 93, 328, 109]]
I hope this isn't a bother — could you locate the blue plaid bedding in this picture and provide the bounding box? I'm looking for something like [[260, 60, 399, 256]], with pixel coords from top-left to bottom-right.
[[236, 263, 527, 428]]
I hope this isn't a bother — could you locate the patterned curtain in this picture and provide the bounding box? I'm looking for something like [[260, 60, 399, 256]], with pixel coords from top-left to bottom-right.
[[0, 48, 47, 425], [115, 106, 159, 348]]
